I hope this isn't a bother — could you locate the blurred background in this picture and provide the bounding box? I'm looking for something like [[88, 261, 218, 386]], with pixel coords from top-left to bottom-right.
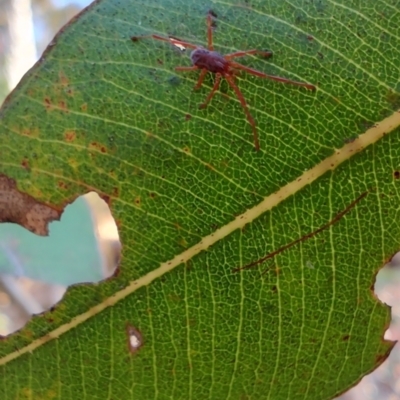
[[0, 0, 91, 102], [0, 0, 399, 399]]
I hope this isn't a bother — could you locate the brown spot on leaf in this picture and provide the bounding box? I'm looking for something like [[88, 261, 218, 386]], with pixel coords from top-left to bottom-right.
[[0, 174, 61, 235], [89, 141, 107, 153], [58, 71, 69, 86], [19, 127, 39, 137], [44, 97, 52, 110], [394, 170, 400, 179], [21, 159, 30, 170], [64, 130, 76, 142], [59, 100, 68, 112], [385, 90, 400, 110], [80, 103, 87, 112], [342, 334, 350, 341], [178, 237, 188, 247], [67, 158, 79, 170], [343, 136, 357, 144], [134, 197, 141, 206], [57, 181, 68, 190], [21, 129, 32, 136], [186, 260, 193, 271]]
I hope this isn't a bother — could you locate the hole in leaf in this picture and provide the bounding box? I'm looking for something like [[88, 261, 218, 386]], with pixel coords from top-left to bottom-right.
[[0, 192, 121, 336], [126, 323, 143, 354], [338, 252, 400, 398]]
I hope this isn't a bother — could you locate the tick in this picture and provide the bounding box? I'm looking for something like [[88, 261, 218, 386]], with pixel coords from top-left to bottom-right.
[[132, 11, 316, 151]]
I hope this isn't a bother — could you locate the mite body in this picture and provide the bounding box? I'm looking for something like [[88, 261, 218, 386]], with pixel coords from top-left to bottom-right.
[[190, 48, 229, 73]]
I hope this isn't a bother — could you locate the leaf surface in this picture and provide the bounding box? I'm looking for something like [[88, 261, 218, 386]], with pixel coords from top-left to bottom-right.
[[1, 0, 400, 398]]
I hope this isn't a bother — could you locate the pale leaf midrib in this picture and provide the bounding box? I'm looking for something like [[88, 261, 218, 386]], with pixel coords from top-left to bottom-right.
[[0, 108, 399, 366]]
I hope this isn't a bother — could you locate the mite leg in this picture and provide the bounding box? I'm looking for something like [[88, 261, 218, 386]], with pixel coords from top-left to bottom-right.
[[199, 73, 222, 109], [132, 34, 198, 50], [194, 68, 208, 89], [230, 61, 316, 91], [174, 67, 207, 90], [206, 12, 215, 50], [225, 74, 260, 151], [224, 49, 273, 60], [175, 66, 199, 72]]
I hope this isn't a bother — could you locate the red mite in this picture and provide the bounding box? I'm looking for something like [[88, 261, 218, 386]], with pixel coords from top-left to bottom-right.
[[132, 12, 316, 151]]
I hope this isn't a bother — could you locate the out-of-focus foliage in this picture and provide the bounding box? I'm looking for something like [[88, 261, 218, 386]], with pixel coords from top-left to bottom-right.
[[0, 0, 84, 103]]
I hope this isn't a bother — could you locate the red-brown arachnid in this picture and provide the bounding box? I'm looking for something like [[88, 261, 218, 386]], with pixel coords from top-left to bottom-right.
[[132, 11, 316, 151]]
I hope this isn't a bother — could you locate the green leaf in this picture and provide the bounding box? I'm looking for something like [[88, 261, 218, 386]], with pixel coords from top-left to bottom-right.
[[1, 0, 400, 398]]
